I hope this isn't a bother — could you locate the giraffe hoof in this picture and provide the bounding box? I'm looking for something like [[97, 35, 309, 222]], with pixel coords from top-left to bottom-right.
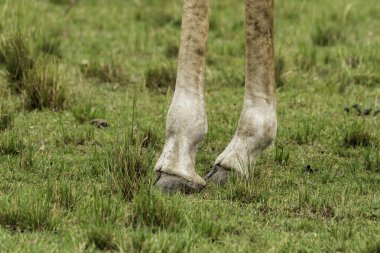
[[204, 164, 231, 186], [155, 172, 205, 194]]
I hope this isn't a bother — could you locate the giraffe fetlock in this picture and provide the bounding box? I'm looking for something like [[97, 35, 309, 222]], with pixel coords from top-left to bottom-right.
[[155, 135, 206, 192], [155, 89, 207, 192], [155, 133, 206, 191], [206, 98, 277, 184]]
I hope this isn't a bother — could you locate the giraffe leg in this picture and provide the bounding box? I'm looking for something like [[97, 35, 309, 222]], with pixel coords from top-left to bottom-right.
[[206, 0, 277, 185], [155, 0, 210, 193]]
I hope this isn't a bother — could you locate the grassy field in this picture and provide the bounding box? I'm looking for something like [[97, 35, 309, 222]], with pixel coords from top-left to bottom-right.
[[0, 0, 379, 252]]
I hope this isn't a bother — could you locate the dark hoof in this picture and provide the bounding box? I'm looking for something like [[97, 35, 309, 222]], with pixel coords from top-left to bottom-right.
[[155, 172, 205, 194], [204, 164, 231, 186]]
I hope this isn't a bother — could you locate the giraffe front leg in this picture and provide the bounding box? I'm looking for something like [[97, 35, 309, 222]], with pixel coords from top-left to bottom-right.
[[155, 88, 207, 193], [155, 0, 209, 193], [206, 0, 277, 185]]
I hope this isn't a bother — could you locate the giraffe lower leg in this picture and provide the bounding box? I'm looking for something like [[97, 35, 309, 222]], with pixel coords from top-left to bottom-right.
[[207, 0, 277, 184], [155, 0, 210, 192]]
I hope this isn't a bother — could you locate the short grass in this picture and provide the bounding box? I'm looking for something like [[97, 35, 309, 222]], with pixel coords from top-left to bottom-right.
[[0, 0, 379, 252]]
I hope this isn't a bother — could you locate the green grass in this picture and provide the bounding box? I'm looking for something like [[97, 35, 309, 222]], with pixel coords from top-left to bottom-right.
[[0, 0, 379, 252], [145, 64, 176, 93], [0, 102, 14, 131], [0, 31, 34, 93], [23, 56, 66, 110], [0, 193, 57, 232]]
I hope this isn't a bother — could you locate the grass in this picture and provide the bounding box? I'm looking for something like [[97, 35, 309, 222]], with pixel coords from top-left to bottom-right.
[[145, 64, 176, 93], [0, 194, 57, 232], [58, 124, 94, 146], [23, 56, 66, 110], [275, 54, 286, 89], [0, 0, 379, 252], [290, 120, 318, 145], [343, 122, 374, 147], [364, 151, 380, 173], [0, 103, 14, 131], [80, 60, 129, 85], [48, 0, 77, 5], [70, 98, 106, 123], [0, 130, 24, 155], [18, 146, 34, 171], [274, 144, 290, 165], [129, 187, 184, 230], [86, 225, 118, 251], [311, 21, 343, 47], [0, 31, 66, 110], [0, 31, 34, 93], [46, 181, 79, 211], [216, 168, 273, 206], [38, 36, 63, 59], [102, 133, 153, 201], [89, 189, 121, 225]]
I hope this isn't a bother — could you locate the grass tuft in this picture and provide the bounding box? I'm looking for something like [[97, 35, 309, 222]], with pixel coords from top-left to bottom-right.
[[71, 99, 106, 124], [218, 168, 272, 206], [275, 54, 286, 89], [126, 230, 191, 253], [0, 81, 11, 98], [129, 231, 150, 252], [23, 56, 66, 110], [364, 151, 380, 173], [213, 67, 245, 87], [296, 44, 317, 71], [47, 181, 79, 211], [0, 31, 34, 93], [49, 0, 77, 5], [311, 22, 343, 47], [145, 65, 176, 93], [134, 126, 160, 149], [290, 121, 317, 145], [166, 42, 179, 58], [0, 103, 14, 131], [80, 61, 129, 85], [0, 31, 66, 111], [0, 195, 57, 232], [343, 122, 373, 147], [367, 242, 380, 253], [129, 187, 184, 230], [104, 136, 152, 201], [18, 147, 34, 171], [0, 130, 24, 155], [59, 125, 95, 146], [275, 144, 290, 165], [190, 210, 223, 242], [353, 74, 380, 88], [90, 190, 121, 225], [296, 187, 336, 218], [38, 37, 63, 59], [86, 226, 118, 251]]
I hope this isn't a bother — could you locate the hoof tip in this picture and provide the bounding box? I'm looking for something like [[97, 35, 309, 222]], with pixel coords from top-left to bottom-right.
[[204, 164, 231, 186], [155, 172, 205, 194]]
